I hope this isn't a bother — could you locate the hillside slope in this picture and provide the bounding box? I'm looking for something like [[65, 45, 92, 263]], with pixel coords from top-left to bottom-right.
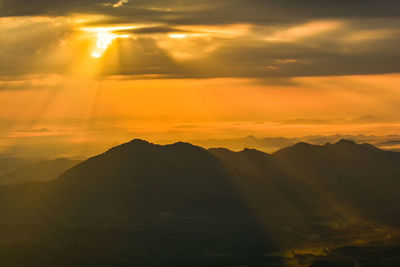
[[0, 139, 400, 266]]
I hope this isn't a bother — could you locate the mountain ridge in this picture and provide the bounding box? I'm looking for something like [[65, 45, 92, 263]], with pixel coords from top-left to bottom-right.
[[0, 158, 81, 186], [0, 138, 400, 266]]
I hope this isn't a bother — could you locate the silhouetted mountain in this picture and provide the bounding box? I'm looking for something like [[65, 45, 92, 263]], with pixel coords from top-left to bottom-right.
[[0, 158, 81, 185], [0, 140, 271, 266], [350, 115, 383, 123], [0, 155, 43, 176], [377, 140, 400, 146], [190, 135, 297, 152], [189, 134, 400, 153], [1, 139, 400, 266], [44, 140, 256, 224]]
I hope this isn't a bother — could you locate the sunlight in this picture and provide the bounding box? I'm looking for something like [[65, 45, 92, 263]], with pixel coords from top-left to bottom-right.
[[91, 52, 102, 58], [79, 26, 134, 58], [91, 31, 130, 58], [97, 32, 115, 49], [2, 2, 400, 265], [169, 33, 187, 39], [265, 20, 343, 42]]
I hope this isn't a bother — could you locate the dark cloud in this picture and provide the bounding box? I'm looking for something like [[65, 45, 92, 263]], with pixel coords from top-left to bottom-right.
[[1, 0, 400, 80], [98, 33, 400, 79], [127, 26, 182, 34], [1, 0, 400, 22], [19, 128, 50, 133], [98, 37, 187, 77]]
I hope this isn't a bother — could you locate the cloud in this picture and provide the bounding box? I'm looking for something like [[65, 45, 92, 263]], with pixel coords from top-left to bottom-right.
[[277, 118, 333, 125], [0, 17, 74, 76], [19, 128, 50, 133], [1, 1, 400, 80], [127, 26, 182, 34], [349, 115, 399, 124], [265, 20, 343, 42], [173, 125, 199, 129], [0, 74, 64, 91], [112, 0, 128, 8], [2, 0, 400, 22]]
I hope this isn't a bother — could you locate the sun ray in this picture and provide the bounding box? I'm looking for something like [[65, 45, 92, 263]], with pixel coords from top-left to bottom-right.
[[79, 26, 134, 58]]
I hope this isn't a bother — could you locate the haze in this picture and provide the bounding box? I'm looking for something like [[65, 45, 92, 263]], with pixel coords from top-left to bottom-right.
[[1, 1, 400, 154]]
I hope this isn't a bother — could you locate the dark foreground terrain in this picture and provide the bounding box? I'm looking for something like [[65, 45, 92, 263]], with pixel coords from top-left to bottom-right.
[[0, 139, 400, 266]]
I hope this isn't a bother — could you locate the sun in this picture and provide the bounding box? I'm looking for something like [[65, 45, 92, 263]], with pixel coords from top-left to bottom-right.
[[90, 32, 117, 58], [169, 33, 187, 39], [79, 25, 139, 58], [91, 51, 102, 58], [97, 32, 115, 49], [81, 28, 132, 58]]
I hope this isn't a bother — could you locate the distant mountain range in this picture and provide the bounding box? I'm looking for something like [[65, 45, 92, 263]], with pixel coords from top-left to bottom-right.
[[0, 158, 81, 185], [189, 134, 400, 153], [0, 139, 400, 266], [0, 155, 42, 177]]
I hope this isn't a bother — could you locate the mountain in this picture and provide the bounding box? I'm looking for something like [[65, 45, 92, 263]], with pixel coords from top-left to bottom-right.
[[0, 139, 400, 266], [0, 158, 81, 185], [189, 134, 400, 153], [211, 140, 400, 230], [0, 155, 43, 176], [350, 115, 383, 124], [0, 140, 270, 266], [269, 140, 400, 220], [190, 135, 297, 152]]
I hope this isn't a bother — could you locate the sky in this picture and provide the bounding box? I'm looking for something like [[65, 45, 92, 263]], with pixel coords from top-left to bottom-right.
[[0, 0, 400, 157]]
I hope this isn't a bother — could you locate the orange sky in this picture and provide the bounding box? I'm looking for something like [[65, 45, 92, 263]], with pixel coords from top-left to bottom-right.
[[1, 74, 399, 141], [1, 8, 400, 156]]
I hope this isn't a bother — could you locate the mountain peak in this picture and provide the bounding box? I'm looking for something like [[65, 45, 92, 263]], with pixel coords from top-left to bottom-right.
[[325, 139, 359, 150], [170, 141, 200, 148], [126, 139, 154, 147], [286, 142, 315, 151], [334, 139, 357, 146], [106, 139, 155, 154], [240, 147, 268, 155], [273, 141, 321, 157], [328, 139, 383, 154], [293, 141, 312, 147], [244, 135, 257, 140], [128, 138, 151, 144]]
